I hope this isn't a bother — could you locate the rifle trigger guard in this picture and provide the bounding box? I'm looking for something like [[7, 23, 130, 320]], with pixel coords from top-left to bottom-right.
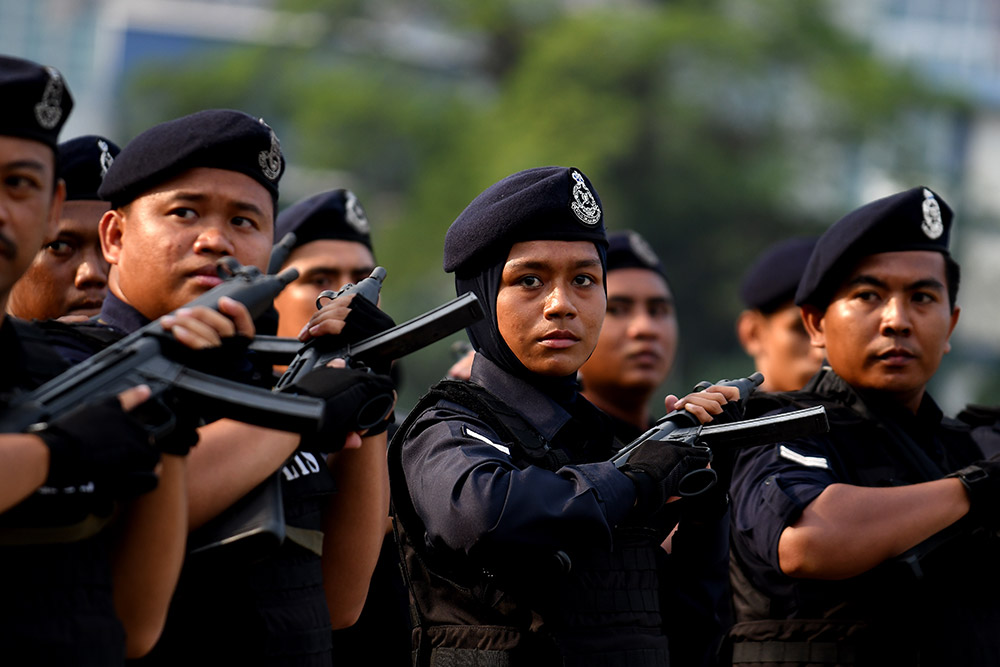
[[678, 467, 718, 497], [315, 283, 356, 310], [316, 290, 337, 309]]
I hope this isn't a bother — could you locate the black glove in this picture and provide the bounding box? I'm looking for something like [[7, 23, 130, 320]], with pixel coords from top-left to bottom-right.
[[339, 298, 396, 375], [156, 333, 261, 385], [126, 394, 200, 456], [620, 442, 714, 516], [289, 366, 395, 452], [677, 480, 730, 525], [948, 456, 1000, 528], [690, 378, 749, 424], [342, 296, 395, 343], [29, 396, 161, 496]]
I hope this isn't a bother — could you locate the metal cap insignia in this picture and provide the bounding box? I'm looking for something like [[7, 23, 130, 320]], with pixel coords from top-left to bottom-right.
[[97, 139, 114, 178], [570, 169, 601, 226], [344, 190, 370, 234], [921, 188, 944, 240], [258, 119, 282, 181], [34, 67, 64, 130], [627, 231, 659, 267]]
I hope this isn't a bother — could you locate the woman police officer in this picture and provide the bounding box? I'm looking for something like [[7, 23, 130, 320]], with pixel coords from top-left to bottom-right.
[[389, 166, 737, 666]]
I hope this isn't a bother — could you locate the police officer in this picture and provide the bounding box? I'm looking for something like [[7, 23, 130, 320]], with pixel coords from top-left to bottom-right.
[[273, 188, 378, 337], [578, 230, 678, 441], [272, 189, 410, 663], [7, 134, 118, 321], [578, 230, 729, 666], [47, 110, 394, 666], [389, 166, 740, 666], [736, 237, 824, 393], [0, 55, 189, 664], [727, 187, 1000, 665]]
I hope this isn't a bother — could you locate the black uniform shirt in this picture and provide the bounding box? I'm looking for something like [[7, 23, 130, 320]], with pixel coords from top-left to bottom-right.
[[41, 292, 338, 666], [0, 317, 124, 666], [729, 368, 1000, 665], [396, 354, 691, 664], [402, 353, 636, 559]]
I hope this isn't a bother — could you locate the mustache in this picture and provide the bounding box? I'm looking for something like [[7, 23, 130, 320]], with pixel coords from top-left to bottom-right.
[[0, 232, 17, 261]]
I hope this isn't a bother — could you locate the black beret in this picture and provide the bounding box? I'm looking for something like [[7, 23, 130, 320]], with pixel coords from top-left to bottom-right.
[[99, 109, 284, 209], [606, 230, 666, 279], [57, 135, 121, 201], [0, 56, 73, 150], [275, 189, 373, 253], [740, 236, 817, 313], [444, 166, 607, 276], [796, 186, 953, 308]]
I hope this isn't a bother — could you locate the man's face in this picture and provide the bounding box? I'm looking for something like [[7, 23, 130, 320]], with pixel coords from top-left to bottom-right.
[[802, 250, 960, 411], [0, 135, 62, 307], [496, 240, 606, 377], [579, 267, 677, 395], [101, 167, 274, 320], [738, 303, 824, 392], [8, 199, 109, 319], [273, 238, 375, 337]]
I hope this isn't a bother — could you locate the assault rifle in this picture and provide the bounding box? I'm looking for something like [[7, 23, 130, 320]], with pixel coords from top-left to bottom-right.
[[189, 268, 486, 558], [0, 258, 326, 438], [250, 268, 485, 399], [611, 372, 829, 496]]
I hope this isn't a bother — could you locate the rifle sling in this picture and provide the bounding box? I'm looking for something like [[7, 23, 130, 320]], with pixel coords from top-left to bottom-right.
[[0, 512, 113, 545], [285, 525, 325, 557]]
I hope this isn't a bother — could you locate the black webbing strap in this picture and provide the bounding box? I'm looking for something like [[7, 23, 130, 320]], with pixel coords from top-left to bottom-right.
[[732, 640, 855, 664], [428, 647, 513, 667], [428, 380, 569, 470]]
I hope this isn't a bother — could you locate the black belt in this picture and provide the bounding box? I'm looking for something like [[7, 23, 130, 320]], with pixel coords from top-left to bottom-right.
[[733, 640, 856, 664], [429, 647, 513, 667]]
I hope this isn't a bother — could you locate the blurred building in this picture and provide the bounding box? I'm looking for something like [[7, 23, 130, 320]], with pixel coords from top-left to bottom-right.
[[834, 0, 1000, 408], [2, 0, 998, 407]]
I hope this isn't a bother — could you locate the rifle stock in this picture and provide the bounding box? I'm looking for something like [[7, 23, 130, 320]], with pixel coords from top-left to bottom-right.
[[611, 372, 829, 494], [267, 291, 485, 391], [0, 260, 326, 437], [612, 404, 830, 468]]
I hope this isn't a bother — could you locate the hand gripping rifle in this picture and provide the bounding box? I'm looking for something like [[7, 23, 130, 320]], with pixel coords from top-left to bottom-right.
[[251, 268, 485, 421], [188, 266, 485, 558], [611, 372, 830, 496], [0, 257, 326, 438]]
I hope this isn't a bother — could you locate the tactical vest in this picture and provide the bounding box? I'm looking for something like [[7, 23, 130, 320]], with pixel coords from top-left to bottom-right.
[[0, 319, 120, 544], [44, 320, 342, 667], [389, 380, 671, 667], [0, 319, 126, 664], [958, 404, 1000, 458], [727, 382, 996, 666]]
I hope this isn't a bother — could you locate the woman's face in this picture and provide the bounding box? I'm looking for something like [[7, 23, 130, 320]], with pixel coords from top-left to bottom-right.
[[496, 240, 606, 376]]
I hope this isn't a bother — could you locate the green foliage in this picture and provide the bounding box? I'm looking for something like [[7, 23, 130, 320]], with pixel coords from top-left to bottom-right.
[[120, 0, 966, 409]]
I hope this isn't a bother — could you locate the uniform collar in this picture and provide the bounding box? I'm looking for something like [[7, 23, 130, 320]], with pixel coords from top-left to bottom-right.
[[806, 366, 944, 427], [469, 353, 573, 443], [97, 291, 152, 336]]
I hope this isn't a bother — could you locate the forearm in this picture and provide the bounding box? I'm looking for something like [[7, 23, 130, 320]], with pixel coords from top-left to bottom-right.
[[778, 479, 970, 579], [321, 432, 390, 628], [0, 434, 49, 513], [112, 455, 187, 658], [185, 420, 300, 529]]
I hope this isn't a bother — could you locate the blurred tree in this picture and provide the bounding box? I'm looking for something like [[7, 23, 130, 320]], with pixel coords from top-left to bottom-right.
[[120, 0, 966, 409]]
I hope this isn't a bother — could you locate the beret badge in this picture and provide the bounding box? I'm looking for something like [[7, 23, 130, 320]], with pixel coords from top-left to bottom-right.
[[258, 120, 282, 181], [344, 190, 370, 234], [570, 169, 601, 226], [921, 188, 944, 240], [34, 67, 65, 130], [97, 139, 114, 178], [627, 230, 659, 268]]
